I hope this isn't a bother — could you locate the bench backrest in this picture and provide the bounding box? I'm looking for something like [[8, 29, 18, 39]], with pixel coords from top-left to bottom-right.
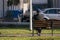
[[33, 19, 60, 28], [33, 20, 50, 27]]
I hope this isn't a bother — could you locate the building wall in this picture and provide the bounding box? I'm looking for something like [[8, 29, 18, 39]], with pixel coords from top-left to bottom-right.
[[53, 0, 60, 8], [32, 0, 60, 8], [0, 0, 7, 18], [0, 0, 30, 18], [32, 0, 48, 9], [0, 0, 3, 18], [0, 0, 23, 18], [47, 0, 53, 8], [48, 0, 60, 8], [32, 0, 48, 4]]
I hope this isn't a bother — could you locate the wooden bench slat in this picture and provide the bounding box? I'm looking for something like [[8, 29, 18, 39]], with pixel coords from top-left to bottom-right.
[[33, 19, 60, 28], [33, 20, 49, 27]]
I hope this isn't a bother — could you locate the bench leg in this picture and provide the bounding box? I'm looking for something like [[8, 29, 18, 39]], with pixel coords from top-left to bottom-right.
[[50, 20, 53, 36]]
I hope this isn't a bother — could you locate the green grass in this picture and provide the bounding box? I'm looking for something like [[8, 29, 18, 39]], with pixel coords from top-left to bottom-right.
[[0, 29, 60, 34], [0, 26, 60, 40], [0, 29, 31, 34], [0, 36, 60, 40], [0, 25, 60, 34], [42, 29, 60, 34]]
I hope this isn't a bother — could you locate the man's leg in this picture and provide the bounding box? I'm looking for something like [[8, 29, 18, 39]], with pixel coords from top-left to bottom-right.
[[37, 28, 41, 36], [35, 27, 42, 36]]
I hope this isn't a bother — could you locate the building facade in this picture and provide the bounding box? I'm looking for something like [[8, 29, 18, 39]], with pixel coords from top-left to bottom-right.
[[32, 0, 60, 9], [32, 0, 48, 9], [0, 0, 60, 18], [48, 0, 60, 8], [52, 0, 60, 8], [0, 0, 30, 18]]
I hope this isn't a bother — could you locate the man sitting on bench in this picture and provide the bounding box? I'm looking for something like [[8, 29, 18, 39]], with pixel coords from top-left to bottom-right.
[[33, 9, 49, 36]]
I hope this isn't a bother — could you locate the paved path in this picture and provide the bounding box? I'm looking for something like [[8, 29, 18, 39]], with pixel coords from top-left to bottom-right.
[[0, 34, 60, 37]]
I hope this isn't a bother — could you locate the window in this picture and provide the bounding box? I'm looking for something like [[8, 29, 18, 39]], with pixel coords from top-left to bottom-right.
[[44, 9, 57, 14], [7, 0, 20, 6]]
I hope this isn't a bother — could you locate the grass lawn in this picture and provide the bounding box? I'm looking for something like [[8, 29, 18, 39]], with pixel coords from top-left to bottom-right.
[[0, 25, 60, 34], [0, 25, 60, 40], [0, 29, 60, 34], [0, 36, 60, 40]]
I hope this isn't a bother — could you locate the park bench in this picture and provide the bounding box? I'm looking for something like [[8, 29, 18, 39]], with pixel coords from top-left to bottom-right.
[[32, 19, 59, 36], [33, 20, 50, 28], [32, 20, 49, 36]]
